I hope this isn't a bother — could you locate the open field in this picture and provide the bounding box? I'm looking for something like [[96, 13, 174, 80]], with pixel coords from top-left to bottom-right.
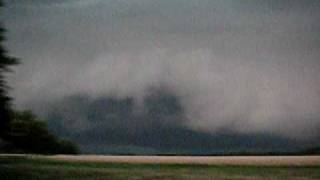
[[1, 155, 319, 179], [46, 155, 320, 166]]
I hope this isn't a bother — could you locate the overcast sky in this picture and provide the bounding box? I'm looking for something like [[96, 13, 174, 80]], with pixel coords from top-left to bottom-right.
[[2, 0, 320, 153]]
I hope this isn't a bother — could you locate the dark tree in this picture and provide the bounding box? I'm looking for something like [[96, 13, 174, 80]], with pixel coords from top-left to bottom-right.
[[0, 1, 18, 139], [3, 110, 79, 154], [0, 1, 78, 154]]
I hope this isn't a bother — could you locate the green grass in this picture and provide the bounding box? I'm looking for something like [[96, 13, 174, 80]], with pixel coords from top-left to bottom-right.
[[0, 156, 319, 180]]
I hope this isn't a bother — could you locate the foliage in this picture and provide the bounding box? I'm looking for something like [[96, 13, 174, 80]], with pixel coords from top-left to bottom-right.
[[0, 8, 19, 139], [0, 1, 78, 154], [1, 110, 79, 154]]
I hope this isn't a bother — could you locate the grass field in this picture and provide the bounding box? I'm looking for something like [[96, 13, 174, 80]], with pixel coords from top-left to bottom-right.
[[0, 155, 319, 180]]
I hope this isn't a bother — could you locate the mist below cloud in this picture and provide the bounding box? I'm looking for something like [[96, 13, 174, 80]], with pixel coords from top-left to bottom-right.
[[44, 93, 315, 154]]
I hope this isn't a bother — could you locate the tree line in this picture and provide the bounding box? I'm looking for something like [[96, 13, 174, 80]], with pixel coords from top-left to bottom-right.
[[0, 1, 78, 154]]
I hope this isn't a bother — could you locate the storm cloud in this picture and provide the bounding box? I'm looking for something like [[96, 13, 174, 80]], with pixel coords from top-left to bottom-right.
[[2, 0, 320, 153]]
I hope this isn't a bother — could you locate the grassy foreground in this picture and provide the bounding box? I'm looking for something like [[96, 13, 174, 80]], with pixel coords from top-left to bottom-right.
[[0, 156, 319, 180]]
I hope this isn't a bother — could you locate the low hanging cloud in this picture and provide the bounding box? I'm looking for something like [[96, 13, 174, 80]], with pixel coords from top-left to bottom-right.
[[3, 0, 320, 142]]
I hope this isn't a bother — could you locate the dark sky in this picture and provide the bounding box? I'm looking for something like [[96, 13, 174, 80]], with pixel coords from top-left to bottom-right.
[[2, 0, 320, 153]]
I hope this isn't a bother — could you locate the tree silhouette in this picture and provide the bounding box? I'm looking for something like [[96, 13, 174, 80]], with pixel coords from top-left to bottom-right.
[[0, 0, 18, 140], [4, 110, 78, 154], [0, 1, 78, 154]]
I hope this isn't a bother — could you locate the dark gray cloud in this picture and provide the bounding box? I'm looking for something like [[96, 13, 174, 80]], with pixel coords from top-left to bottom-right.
[[45, 92, 313, 154], [2, 0, 320, 153]]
